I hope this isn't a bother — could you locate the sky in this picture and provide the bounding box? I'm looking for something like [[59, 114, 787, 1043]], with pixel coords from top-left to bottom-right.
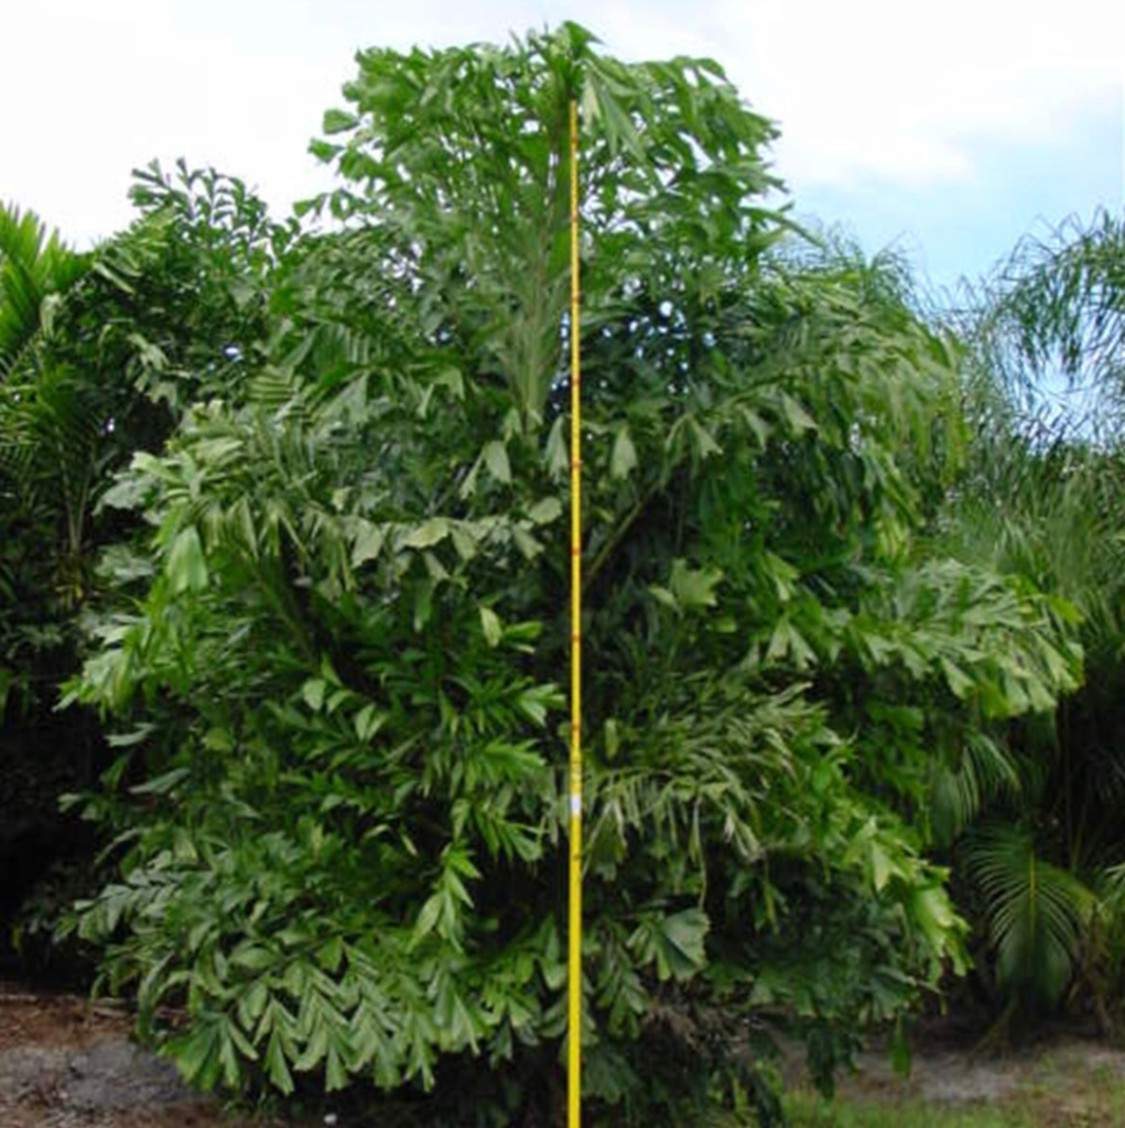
[[2, 0, 1122, 294]]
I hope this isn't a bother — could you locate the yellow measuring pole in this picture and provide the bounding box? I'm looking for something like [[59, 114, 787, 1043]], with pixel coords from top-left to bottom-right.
[[566, 96, 584, 1128]]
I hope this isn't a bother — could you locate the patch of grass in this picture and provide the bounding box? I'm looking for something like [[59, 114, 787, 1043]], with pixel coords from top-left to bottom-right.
[[783, 1092, 1037, 1127], [783, 1068, 1125, 1128], [778, 1037, 1125, 1127]]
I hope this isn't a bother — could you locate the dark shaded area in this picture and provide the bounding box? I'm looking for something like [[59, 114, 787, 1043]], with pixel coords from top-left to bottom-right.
[[0, 713, 102, 984]]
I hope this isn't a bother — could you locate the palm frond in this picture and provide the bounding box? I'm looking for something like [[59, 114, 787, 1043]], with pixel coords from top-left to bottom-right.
[[965, 821, 1096, 1008], [0, 202, 87, 378], [962, 208, 1125, 427], [930, 732, 1020, 846], [0, 365, 106, 556]]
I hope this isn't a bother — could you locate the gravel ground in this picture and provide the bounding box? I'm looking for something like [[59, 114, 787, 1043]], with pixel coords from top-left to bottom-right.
[[0, 986, 241, 1127]]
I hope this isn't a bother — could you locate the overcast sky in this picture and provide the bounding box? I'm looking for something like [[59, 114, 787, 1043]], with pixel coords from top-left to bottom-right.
[[3, 0, 1122, 292]]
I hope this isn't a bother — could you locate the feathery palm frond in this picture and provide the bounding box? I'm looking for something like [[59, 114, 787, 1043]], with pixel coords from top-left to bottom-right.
[[960, 209, 1125, 429], [0, 365, 107, 553], [965, 821, 1096, 1008], [0, 202, 87, 378], [930, 732, 1021, 847], [999, 210, 1125, 396]]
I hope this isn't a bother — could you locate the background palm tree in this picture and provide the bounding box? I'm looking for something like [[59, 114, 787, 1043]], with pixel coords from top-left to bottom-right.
[[0, 203, 93, 707], [0, 203, 88, 376], [938, 209, 1125, 1031]]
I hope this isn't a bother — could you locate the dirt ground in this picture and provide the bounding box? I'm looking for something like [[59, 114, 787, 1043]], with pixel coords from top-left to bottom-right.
[[0, 984, 252, 1128], [843, 1035, 1125, 1105], [6, 980, 1125, 1126], [785, 1018, 1125, 1126]]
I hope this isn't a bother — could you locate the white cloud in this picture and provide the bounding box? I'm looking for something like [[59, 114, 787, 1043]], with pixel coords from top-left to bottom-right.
[[1, 0, 1120, 245], [717, 0, 1125, 188]]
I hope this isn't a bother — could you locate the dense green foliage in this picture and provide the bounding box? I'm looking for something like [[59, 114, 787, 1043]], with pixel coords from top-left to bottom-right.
[[937, 211, 1125, 1028], [0, 168, 290, 953], [1, 21, 1119, 1128]]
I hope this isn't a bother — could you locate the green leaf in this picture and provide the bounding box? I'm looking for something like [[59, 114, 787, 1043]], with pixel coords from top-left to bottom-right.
[[544, 416, 568, 479], [939, 656, 974, 699], [631, 908, 710, 981], [515, 683, 560, 726], [483, 440, 511, 484], [403, 518, 450, 549], [171, 1018, 221, 1089], [130, 767, 190, 795], [604, 718, 620, 761], [265, 1030, 295, 1094], [527, 496, 562, 524], [354, 703, 385, 741], [352, 520, 387, 566], [870, 842, 894, 892], [316, 936, 344, 972], [648, 584, 677, 611], [780, 393, 817, 434], [479, 606, 503, 647], [322, 108, 358, 134], [660, 909, 709, 974], [166, 526, 208, 593], [512, 526, 542, 560], [909, 884, 966, 973], [414, 579, 434, 630], [688, 418, 722, 459], [610, 426, 638, 479], [230, 944, 277, 972], [302, 679, 326, 712], [450, 525, 479, 560], [413, 893, 443, 943], [765, 617, 816, 669], [669, 560, 722, 609]]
